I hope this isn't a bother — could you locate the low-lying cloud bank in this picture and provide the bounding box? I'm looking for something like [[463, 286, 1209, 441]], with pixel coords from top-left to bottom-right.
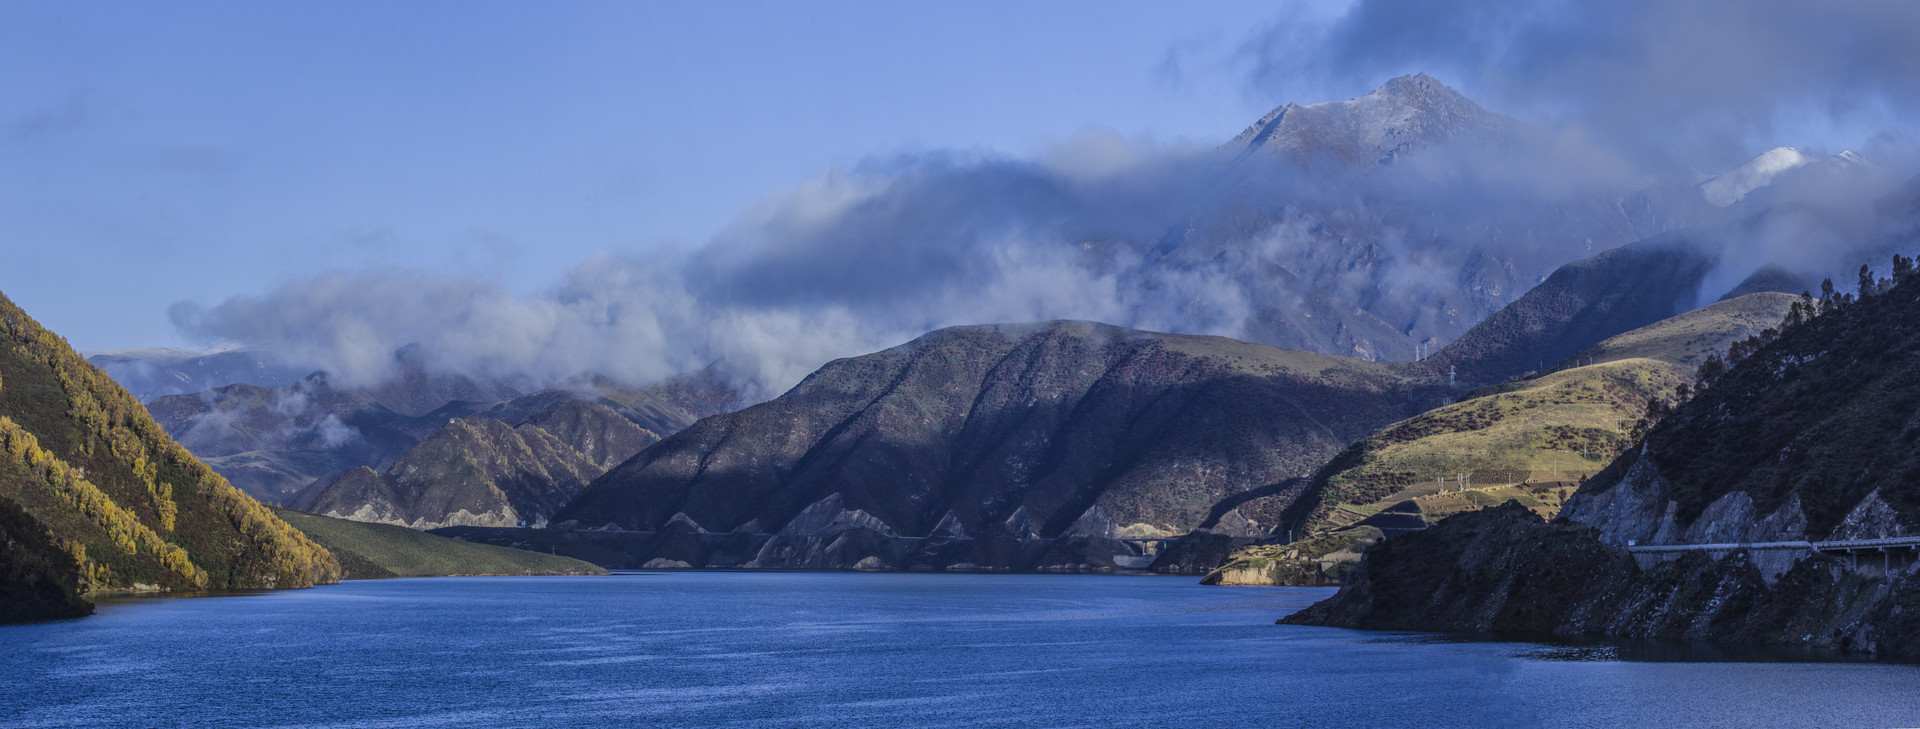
[[168, 144, 1289, 399], [170, 0, 1920, 400], [1232, 0, 1920, 171]]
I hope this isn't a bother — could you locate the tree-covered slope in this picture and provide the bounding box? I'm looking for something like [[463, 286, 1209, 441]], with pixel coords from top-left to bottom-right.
[[1285, 261, 1920, 658], [1617, 274, 1920, 535], [0, 495, 92, 621], [0, 291, 340, 621]]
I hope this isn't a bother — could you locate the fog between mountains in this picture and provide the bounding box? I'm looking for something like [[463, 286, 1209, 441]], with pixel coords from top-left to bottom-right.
[[167, 124, 1632, 400], [171, 142, 1913, 400], [169, 0, 1920, 400], [1229, 0, 1920, 172]]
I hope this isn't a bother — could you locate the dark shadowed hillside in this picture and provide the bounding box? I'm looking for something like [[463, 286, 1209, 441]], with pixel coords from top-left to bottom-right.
[[1426, 234, 1722, 384], [552, 321, 1452, 571]]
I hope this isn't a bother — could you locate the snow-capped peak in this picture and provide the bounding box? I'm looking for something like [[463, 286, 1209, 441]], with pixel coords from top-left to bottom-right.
[[1226, 73, 1516, 167], [1699, 147, 1817, 207], [1828, 150, 1871, 168]]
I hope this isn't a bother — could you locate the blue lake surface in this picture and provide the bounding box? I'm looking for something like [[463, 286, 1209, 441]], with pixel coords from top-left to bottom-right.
[[2, 572, 1918, 728]]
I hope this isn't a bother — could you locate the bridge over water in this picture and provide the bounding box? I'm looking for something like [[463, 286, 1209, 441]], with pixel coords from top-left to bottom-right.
[[1627, 535, 1920, 572]]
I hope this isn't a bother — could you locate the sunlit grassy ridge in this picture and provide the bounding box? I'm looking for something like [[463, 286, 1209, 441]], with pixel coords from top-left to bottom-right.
[[1295, 293, 1794, 535], [1206, 294, 1794, 586], [1304, 358, 1680, 532]]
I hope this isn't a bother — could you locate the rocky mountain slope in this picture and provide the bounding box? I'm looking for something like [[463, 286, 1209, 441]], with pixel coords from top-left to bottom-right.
[[284, 370, 738, 529], [552, 320, 1453, 571], [295, 404, 650, 529], [1159, 76, 1886, 368], [1285, 263, 1920, 658], [1422, 233, 1727, 384], [1226, 73, 1525, 168], [536, 233, 1814, 573], [148, 367, 737, 504], [0, 291, 341, 621], [1150, 75, 1674, 363], [1203, 293, 1796, 585], [146, 374, 448, 503]]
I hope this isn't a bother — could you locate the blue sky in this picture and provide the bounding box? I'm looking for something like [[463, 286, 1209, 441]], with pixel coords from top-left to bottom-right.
[[2, 1, 1332, 350], [7, 0, 1917, 356]]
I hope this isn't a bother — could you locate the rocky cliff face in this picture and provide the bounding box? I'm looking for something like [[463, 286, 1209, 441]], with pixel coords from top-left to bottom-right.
[[1281, 502, 1920, 659], [1286, 267, 1920, 658]]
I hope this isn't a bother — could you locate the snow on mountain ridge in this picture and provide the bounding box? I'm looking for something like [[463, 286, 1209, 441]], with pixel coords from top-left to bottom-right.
[[1227, 73, 1521, 167], [1699, 147, 1817, 206], [84, 341, 253, 360]]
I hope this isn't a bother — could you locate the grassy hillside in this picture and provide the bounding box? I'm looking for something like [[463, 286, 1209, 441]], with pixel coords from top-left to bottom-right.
[[1292, 293, 1794, 535], [0, 291, 340, 620], [1427, 234, 1723, 384], [1300, 359, 1680, 531], [1206, 293, 1794, 585], [271, 508, 604, 579], [1202, 481, 1581, 586], [1560, 292, 1801, 372]]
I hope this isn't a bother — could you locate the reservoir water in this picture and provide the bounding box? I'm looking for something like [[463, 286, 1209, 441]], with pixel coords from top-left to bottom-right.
[[1, 572, 1917, 728]]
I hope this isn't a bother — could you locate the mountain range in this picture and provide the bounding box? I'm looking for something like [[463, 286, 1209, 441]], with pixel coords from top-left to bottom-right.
[[496, 229, 1809, 572], [1128, 73, 1776, 364], [146, 365, 741, 506], [93, 74, 1913, 586]]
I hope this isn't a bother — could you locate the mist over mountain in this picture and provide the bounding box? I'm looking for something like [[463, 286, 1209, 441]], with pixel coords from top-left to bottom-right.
[[147, 363, 739, 504], [159, 75, 1909, 401], [1229, 0, 1920, 172], [83, 344, 309, 402]]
